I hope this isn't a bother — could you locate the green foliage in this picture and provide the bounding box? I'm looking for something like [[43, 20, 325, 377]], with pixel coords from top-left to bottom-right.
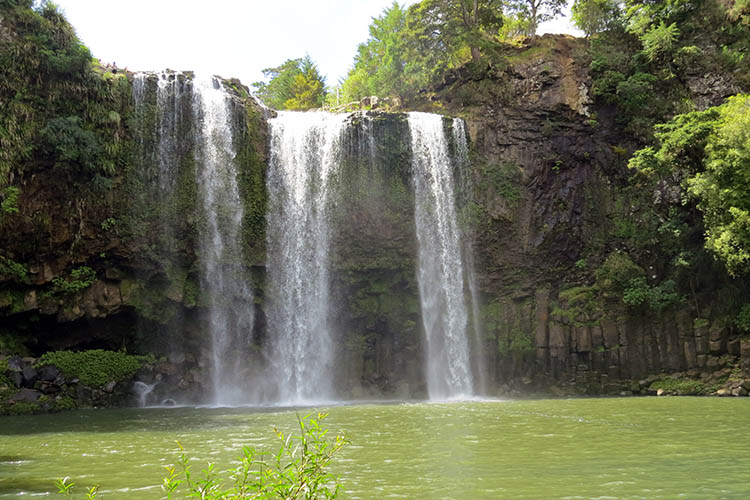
[[555, 250, 684, 322], [58, 413, 346, 500], [478, 160, 522, 208], [640, 21, 680, 62], [414, 0, 504, 62], [35, 349, 141, 387], [648, 377, 706, 395], [0, 186, 21, 223], [622, 277, 681, 311], [55, 478, 99, 500], [0, 357, 9, 387], [53, 395, 76, 411], [0, 1, 129, 190], [594, 251, 645, 297], [341, 0, 504, 103], [498, 11, 533, 39], [50, 266, 96, 295], [341, 2, 411, 102], [630, 95, 750, 277], [253, 56, 326, 110], [505, 0, 567, 37], [554, 285, 601, 326], [498, 329, 534, 354], [0, 255, 28, 282], [571, 0, 622, 37], [2, 400, 41, 415], [736, 304, 750, 332], [38, 116, 108, 181], [687, 96, 750, 276], [584, 0, 749, 138]]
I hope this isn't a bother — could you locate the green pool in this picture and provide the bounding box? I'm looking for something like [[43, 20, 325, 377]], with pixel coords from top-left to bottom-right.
[[2, 398, 749, 499]]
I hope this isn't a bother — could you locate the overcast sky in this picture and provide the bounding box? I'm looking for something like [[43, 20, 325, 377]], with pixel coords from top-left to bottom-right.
[[53, 0, 582, 87]]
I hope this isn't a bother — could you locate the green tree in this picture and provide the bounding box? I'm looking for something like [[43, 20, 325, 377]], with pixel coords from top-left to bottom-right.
[[0, 0, 128, 194], [411, 0, 504, 63], [571, 0, 622, 37], [629, 95, 750, 277], [342, 2, 410, 102], [505, 0, 567, 37], [340, 0, 504, 103], [252, 56, 326, 110], [687, 95, 750, 276]]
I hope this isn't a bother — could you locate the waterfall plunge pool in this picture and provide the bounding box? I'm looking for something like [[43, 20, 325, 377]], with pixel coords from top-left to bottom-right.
[[2, 398, 749, 499]]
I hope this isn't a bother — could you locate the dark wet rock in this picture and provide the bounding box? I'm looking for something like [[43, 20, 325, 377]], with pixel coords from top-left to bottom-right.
[[10, 388, 41, 403], [38, 365, 60, 382]]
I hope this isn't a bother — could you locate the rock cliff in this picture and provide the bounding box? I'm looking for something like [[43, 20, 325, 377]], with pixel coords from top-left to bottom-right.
[[2, 11, 749, 411]]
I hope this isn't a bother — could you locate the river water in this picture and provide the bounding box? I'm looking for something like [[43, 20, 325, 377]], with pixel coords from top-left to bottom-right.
[[2, 398, 749, 499]]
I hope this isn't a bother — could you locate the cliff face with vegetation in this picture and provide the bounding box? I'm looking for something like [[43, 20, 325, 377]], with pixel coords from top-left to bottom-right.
[[2, 2, 750, 411], [430, 34, 748, 395]]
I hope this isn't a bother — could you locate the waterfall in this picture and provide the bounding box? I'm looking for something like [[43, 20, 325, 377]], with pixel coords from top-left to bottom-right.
[[266, 111, 347, 403], [409, 112, 474, 399], [156, 72, 187, 193], [193, 74, 255, 406], [452, 118, 488, 396]]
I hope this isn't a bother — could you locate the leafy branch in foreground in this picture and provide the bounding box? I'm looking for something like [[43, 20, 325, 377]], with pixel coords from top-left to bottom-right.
[[57, 412, 347, 500]]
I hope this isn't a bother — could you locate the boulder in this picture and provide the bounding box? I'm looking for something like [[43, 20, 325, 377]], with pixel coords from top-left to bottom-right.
[[708, 340, 723, 355], [728, 339, 740, 357], [21, 365, 38, 388], [10, 388, 41, 402], [38, 365, 60, 382], [360, 96, 379, 109]]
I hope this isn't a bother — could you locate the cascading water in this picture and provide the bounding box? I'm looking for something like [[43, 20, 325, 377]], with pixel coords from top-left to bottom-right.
[[409, 112, 474, 399], [132, 85, 481, 403], [133, 381, 158, 407], [451, 118, 488, 396], [265, 111, 347, 403], [156, 72, 187, 193], [193, 74, 255, 406]]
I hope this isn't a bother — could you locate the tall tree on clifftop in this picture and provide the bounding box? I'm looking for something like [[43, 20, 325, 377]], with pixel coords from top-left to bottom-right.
[[505, 0, 567, 37], [342, 0, 503, 103], [571, 0, 622, 37], [252, 56, 326, 110], [411, 0, 504, 63], [342, 2, 411, 101]]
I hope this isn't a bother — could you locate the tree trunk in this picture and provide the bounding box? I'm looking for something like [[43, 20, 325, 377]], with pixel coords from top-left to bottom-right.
[[471, 45, 481, 62]]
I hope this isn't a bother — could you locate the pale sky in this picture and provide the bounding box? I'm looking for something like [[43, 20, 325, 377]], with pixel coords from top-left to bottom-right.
[[53, 0, 582, 88]]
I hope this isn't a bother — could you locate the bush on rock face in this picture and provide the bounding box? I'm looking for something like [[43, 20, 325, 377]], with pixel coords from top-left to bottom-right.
[[35, 350, 142, 387]]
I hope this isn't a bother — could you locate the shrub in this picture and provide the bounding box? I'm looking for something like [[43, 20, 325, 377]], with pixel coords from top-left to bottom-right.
[[737, 304, 750, 332], [35, 350, 141, 387], [649, 378, 706, 395], [50, 267, 96, 295], [0, 255, 28, 282], [56, 413, 347, 500], [622, 277, 681, 312]]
